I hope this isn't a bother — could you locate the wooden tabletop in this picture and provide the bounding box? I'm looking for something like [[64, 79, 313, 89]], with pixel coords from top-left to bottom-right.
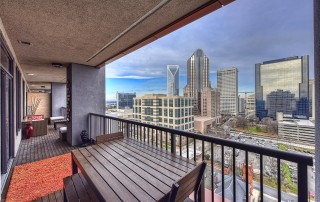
[[71, 138, 198, 202]]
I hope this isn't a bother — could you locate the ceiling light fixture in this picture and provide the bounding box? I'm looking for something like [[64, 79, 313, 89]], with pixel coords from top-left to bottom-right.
[[52, 63, 63, 68], [26, 73, 35, 76], [17, 40, 32, 45]]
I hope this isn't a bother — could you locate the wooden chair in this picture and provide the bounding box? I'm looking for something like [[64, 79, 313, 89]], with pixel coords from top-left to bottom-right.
[[96, 132, 124, 144], [168, 161, 207, 202]]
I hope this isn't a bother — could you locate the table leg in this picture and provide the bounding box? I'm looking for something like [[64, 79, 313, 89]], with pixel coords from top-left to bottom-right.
[[198, 180, 205, 202], [72, 158, 78, 174]]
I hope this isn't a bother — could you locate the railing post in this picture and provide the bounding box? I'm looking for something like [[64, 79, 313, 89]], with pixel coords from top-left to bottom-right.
[[298, 164, 308, 202], [171, 133, 176, 154]]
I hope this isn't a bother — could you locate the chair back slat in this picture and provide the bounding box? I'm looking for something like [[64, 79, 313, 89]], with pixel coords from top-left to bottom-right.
[[169, 161, 206, 202]]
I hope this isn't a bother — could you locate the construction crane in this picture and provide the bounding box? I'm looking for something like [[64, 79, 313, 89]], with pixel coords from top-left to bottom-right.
[[239, 91, 254, 101]]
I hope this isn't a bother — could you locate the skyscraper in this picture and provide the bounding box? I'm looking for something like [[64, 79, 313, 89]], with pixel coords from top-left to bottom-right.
[[184, 49, 210, 115], [217, 67, 238, 116], [255, 56, 309, 119], [167, 65, 179, 96]]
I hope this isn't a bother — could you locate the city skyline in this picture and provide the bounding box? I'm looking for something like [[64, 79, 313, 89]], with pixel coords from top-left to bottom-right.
[[105, 0, 313, 101]]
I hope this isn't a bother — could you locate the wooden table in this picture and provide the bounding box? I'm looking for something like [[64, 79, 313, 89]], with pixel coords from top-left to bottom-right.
[[71, 138, 199, 202]]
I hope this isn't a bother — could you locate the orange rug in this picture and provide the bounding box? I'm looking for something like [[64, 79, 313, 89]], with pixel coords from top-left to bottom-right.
[[6, 153, 72, 202]]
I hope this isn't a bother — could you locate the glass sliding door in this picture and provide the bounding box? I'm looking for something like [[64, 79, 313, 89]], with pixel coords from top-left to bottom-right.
[[1, 43, 14, 175]]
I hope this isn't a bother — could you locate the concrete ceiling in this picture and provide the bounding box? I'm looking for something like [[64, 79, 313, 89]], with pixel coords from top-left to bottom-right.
[[0, 0, 233, 83]]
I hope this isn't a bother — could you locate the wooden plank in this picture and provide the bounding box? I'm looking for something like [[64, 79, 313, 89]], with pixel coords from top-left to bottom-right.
[[97, 143, 174, 187], [63, 176, 78, 202], [96, 132, 123, 144], [71, 173, 91, 201], [108, 141, 185, 177], [54, 190, 63, 202], [41, 195, 49, 202], [93, 144, 170, 193], [87, 146, 159, 201], [126, 138, 196, 167], [116, 140, 191, 173], [48, 192, 56, 202], [78, 173, 100, 202], [78, 148, 139, 202], [72, 149, 121, 202], [101, 143, 180, 181]]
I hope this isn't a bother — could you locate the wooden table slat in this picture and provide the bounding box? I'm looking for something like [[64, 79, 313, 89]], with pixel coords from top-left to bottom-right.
[[91, 145, 165, 200], [125, 138, 196, 166], [115, 140, 191, 173], [72, 138, 199, 202], [108, 141, 185, 178], [105, 142, 181, 180], [79, 148, 140, 202], [98, 143, 174, 186], [72, 150, 121, 202], [85, 146, 157, 202]]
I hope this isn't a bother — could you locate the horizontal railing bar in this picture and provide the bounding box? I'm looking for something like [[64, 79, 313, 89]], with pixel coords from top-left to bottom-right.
[[89, 113, 313, 166]]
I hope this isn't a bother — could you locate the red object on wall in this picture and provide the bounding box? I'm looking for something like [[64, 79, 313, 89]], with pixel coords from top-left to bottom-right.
[[25, 123, 34, 139]]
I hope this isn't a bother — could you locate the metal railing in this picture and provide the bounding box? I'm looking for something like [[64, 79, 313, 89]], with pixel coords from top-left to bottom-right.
[[89, 113, 313, 202]]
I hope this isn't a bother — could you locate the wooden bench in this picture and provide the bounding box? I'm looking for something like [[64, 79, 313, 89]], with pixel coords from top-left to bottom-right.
[[96, 132, 124, 144], [33, 189, 63, 202], [63, 173, 99, 202]]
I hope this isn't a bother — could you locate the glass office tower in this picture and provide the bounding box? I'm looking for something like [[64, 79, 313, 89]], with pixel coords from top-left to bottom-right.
[[255, 56, 309, 119], [167, 65, 179, 96]]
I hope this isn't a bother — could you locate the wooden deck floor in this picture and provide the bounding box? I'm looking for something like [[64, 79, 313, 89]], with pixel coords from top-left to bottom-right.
[[15, 125, 77, 166]]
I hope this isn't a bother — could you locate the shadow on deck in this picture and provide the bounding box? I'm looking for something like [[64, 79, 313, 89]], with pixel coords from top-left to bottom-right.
[[15, 125, 77, 166]]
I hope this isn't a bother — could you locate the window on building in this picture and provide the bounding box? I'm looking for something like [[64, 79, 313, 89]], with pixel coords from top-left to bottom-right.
[[169, 109, 173, 117], [169, 99, 173, 107]]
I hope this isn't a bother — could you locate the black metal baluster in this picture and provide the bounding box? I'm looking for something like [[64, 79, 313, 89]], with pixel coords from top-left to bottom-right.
[[156, 130, 158, 147], [233, 148, 236, 202], [222, 146, 225, 202], [187, 137, 189, 159], [140, 125, 142, 141], [260, 154, 263, 202], [160, 131, 163, 149], [277, 158, 281, 202], [148, 127, 150, 144], [152, 129, 154, 145], [103, 117, 106, 134], [211, 143, 214, 202], [298, 163, 308, 202], [179, 136, 182, 156], [166, 132, 168, 151], [143, 126, 146, 142], [245, 151, 248, 202], [202, 141, 204, 161], [194, 138, 196, 161]]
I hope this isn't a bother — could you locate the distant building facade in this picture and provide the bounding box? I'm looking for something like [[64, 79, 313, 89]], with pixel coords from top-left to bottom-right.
[[167, 65, 179, 96], [200, 87, 221, 120], [133, 94, 194, 131], [184, 49, 210, 115], [116, 92, 136, 109], [255, 56, 309, 119], [309, 79, 315, 120], [238, 97, 245, 115], [246, 94, 256, 117], [217, 67, 238, 116], [278, 120, 315, 144]]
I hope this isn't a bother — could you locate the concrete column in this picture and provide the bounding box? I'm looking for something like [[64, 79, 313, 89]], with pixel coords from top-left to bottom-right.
[[66, 63, 105, 146], [51, 82, 66, 117], [314, 0, 320, 201]]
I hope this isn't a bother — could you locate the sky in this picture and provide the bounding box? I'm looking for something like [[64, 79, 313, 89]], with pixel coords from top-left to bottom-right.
[[105, 0, 314, 101]]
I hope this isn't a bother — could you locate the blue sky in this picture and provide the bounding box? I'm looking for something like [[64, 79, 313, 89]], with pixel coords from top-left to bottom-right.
[[105, 0, 314, 101]]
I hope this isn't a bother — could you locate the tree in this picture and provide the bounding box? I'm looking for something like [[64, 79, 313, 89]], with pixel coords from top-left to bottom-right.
[[236, 117, 248, 129], [261, 117, 278, 134]]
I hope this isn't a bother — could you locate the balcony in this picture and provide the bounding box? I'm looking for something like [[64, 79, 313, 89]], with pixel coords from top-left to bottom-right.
[[0, 0, 319, 201]]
